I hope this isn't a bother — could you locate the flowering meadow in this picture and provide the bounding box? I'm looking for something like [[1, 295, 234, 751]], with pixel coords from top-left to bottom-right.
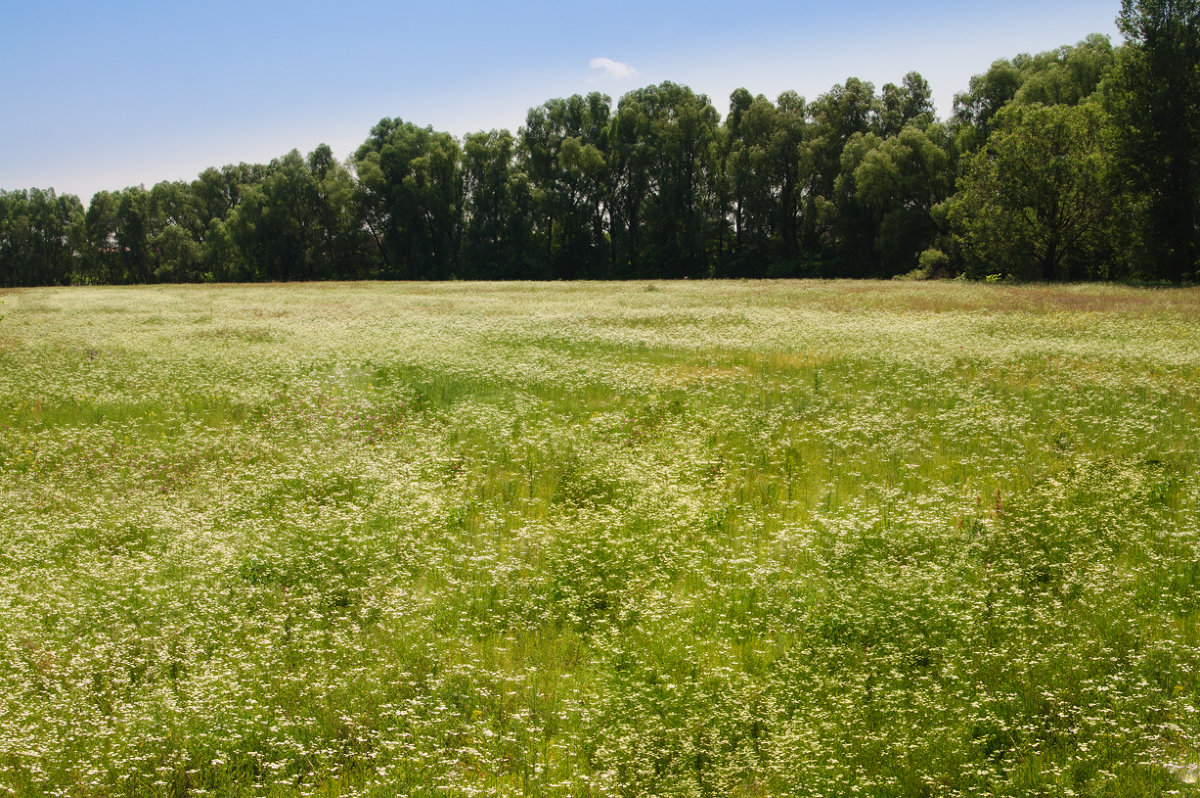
[[0, 280, 1198, 797]]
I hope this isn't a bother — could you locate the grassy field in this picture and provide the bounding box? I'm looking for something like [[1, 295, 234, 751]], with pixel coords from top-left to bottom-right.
[[1, 280, 1198, 797]]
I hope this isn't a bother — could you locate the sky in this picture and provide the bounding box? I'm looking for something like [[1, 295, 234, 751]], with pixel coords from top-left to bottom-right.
[[2, 0, 1121, 203]]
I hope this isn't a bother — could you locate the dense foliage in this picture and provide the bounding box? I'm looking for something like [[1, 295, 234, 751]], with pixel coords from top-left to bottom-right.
[[2, 2, 1197, 285]]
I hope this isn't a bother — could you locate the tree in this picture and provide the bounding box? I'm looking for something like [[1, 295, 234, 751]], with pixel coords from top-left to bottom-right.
[[226, 147, 361, 282], [832, 131, 886, 275], [878, 72, 935, 138], [82, 190, 120, 283], [461, 129, 534, 278], [148, 181, 204, 281], [0, 189, 83, 286], [804, 78, 880, 270], [1014, 34, 1115, 108], [808, 78, 879, 200], [947, 102, 1120, 281], [188, 163, 266, 280], [772, 91, 810, 270], [301, 144, 370, 279], [1110, 0, 1200, 282], [611, 82, 722, 278], [724, 89, 780, 274], [192, 163, 264, 226], [153, 224, 202, 282], [952, 36, 1118, 163], [115, 187, 159, 284], [354, 119, 462, 279], [953, 60, 1026, 150], [520, 94, 610, 278], [838, 124, 953, 276], [607, 94, 654, 277]]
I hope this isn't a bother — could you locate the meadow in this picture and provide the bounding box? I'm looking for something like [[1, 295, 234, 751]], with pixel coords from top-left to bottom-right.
[[0, 280, 1198, 798]]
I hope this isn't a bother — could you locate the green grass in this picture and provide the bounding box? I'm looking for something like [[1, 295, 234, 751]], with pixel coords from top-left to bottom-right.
[[0, 280, 1198, 797]]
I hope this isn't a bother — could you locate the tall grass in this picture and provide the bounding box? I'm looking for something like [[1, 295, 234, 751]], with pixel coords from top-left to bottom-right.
[[0, 280, 1197, 797]]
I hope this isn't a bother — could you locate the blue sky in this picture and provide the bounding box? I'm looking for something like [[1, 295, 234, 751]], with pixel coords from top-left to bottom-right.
[[2, 0, 1120, 202]]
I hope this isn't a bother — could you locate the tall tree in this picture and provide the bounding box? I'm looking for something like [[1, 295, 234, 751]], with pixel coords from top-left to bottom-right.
[[82, 190, 120, 284], [307, 144, 370, 279], [1110, 0, 1200, 282], [947, 102, 1120, 281], [149, 181, 203, 282], [838, 124, 953, 276], [227, 152, 316, 282], [772, 90, 810, 270], [115, 187, 159, 284], [225, 147, 362, 282], [354, 119, 462, 279], [189, 163, 266, 280], [1014, 34, 1115, 108], [191, 163, 264, 225], [832, 132, 886, 275], [878, 72, 935, 138], [804, 78, 880, 270], [953, 36, 1116, 155], [607, 95, 654, 277], [725, 89, 780, 275], [808, 78, 879, 200], [952, 60, 1026, 152], [461, 129, 534, 279], [520, 94, 610, 278], [0, 189, 83, 286], [611, 82, 721, 278]]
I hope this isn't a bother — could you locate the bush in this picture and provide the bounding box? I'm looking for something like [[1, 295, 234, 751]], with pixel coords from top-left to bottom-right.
[[893, 248, 952, 280]]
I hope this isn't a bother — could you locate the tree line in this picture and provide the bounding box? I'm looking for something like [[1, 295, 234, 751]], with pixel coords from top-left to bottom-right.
[[2, 0, 1197, 286]]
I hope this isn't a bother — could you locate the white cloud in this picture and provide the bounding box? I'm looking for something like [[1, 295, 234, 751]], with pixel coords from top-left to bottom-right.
[[589, 57, 636, 79]]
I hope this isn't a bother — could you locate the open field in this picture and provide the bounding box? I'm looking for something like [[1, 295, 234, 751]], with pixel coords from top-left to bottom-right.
[[1, 280, 1199, 797]]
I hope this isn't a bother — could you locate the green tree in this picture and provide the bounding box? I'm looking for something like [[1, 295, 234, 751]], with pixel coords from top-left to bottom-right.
[[192, 163, 264, 225], [1109, 0, 1200, 282], [804, 78, 880, 270], [153, 224, 202, 282], [1014, 34, 1115, 108], [307, 144, 370, 279], [607, 95, 654, 277], [354, 119, 462, 279], [610, 82, 721, 278], [82, 190, 120, 283], [948, 103, 1120, 281], [200, 219, 238, 282], [878, 72, 935, 138], [0, 189, 83, 286], [953, 60, 1025, 149], [772, 90, 810, 271], [808, 78, 879, 198], [115, 187, 159, 283], [461, 129, 534, 278], [953, 36, 1117, 158], [148, 181, 205, 281], [520, 94, 610, 278], [189, 163, 267, 281], [837, 124, 953, 276], [227, 148, 359, 282], [724, 89, 780, 274]]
